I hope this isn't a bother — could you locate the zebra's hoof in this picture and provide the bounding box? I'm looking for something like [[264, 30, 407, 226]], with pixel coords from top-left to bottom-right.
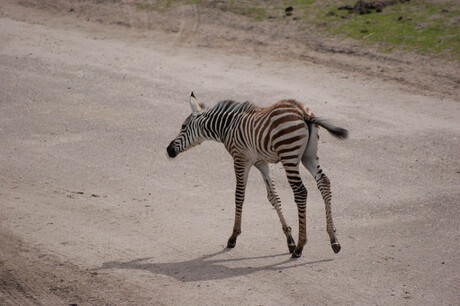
[[331, 242, 341, 254], [227, 239, 237, 249], [288, 244, 296, 254], [291, 247, 303, 258]]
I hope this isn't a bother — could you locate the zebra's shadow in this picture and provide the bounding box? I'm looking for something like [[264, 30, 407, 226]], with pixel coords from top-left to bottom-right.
[[99, 249, 333, 282]]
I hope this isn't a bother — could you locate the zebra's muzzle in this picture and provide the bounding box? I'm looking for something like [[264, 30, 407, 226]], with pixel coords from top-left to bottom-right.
[[166, 142, 177, 158]]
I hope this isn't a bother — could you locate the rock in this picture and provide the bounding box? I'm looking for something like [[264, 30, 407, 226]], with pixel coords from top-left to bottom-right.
[[338, 5, 354, 10], [339, 0, 410, 15]]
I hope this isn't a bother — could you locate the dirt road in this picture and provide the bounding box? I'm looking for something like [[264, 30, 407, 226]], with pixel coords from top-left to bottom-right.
[[1, 2, 459, 305]]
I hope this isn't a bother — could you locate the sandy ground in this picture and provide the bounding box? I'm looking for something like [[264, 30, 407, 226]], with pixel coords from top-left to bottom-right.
[[1, 1, 459, 305]]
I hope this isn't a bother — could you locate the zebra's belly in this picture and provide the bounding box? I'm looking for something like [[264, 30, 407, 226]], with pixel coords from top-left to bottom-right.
[[247, 148, 280, 164], [251, 137, 308, 165]]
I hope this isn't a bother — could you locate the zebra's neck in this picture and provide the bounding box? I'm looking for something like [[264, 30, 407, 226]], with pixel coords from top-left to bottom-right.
[[200, 100, 255, 143]]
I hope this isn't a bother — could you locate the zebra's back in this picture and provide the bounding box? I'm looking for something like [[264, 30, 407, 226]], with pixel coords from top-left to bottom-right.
[[226, 99, 312, 165]]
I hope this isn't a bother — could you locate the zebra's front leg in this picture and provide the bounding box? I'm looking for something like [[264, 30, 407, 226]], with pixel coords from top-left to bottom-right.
[[284, 164, 308, 258], [255, 162, 296, 253], [227, 160, 251, 249]]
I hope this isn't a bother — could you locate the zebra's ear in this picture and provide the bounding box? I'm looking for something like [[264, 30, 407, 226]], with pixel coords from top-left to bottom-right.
[[190, 92, 203, 116]]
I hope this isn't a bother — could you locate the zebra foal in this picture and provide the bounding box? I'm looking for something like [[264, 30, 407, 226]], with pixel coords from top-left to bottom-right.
[[167, 92, 348, 258]]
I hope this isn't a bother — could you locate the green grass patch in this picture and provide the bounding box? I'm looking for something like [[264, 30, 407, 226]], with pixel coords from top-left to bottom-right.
[[321, 1, 460, 59], [134, 0, 460, 60]]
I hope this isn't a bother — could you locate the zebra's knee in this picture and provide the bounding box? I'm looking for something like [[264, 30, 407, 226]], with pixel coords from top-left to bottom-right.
[[292, 183, 307, 199], [267, 191, 277, 202], [290, 179, 305, 190]]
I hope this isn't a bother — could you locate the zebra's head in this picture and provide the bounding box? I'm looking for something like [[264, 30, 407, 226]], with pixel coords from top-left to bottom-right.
[[167, 92, 205, 158]]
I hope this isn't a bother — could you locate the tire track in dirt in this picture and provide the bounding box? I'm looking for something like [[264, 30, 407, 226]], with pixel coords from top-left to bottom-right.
[[173, 4, 200, 46]]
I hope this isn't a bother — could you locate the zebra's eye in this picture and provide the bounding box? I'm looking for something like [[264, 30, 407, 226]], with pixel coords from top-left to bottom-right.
[[181, 124, 186, 130]]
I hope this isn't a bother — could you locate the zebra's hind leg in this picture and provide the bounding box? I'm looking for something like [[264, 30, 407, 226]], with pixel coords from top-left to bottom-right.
[[227, 159, 251, 249], [302, 156, 341, 254], [255, 162, 296, 254], [317, 171, 341, 254], [282, 162, 308, 258]]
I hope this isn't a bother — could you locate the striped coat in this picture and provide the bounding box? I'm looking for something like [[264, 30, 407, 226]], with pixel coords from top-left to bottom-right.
[[167, 93, 348, 258]]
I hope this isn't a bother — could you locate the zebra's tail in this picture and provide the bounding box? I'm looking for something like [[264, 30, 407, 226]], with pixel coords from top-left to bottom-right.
[[305, 117, 349, 140]]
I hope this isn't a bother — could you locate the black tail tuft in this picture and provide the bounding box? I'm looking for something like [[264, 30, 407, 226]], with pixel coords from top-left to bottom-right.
[[306, 117, 349, 140]]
